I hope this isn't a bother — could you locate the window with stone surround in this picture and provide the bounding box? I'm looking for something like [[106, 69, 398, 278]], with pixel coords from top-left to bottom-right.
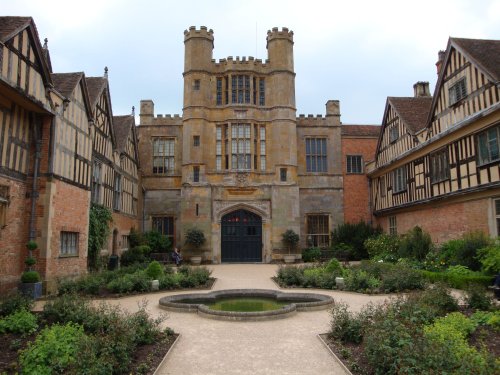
[[389, 216, 397, 235], [346, 155, 363, 174], [430, 148, 450, 183], [280, 168, 287, 182], [231, 124, 251, 170], [152, 216, 175, 246], [152, 138, 175, 174], [478, 125, 500, 166], [217, 75, 265, 106], [216, 125, 223, 170], [193, 135, 200, 147], [60, 231, 78, 256], [193, 166, 200, 182], [193, 79, 200, 91], [307, 215, 330, 248], [306, 138, 327, 172], [260, 126, 266, 171]]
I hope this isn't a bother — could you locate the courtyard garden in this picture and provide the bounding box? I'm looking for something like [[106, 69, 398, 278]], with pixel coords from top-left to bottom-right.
[[0, 293, 176, 374]]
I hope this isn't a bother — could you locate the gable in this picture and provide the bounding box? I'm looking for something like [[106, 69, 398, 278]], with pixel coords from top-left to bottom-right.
[[375, 99, 423, 168], [428, 39, 500, 137], [0, 18, 52, 111]]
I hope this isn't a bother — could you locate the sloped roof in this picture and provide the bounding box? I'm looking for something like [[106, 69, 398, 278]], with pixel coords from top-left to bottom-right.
[[452, 37, 500, 82], [342, 124, 381, 137], [51, 72, 83, 98], [113, 115, 134, 153], [85, 77, 107, 108], [0, 16, 32, 42], [388, 97, 432, 134]]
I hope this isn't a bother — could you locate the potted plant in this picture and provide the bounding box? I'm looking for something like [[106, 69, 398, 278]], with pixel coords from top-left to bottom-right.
[[282, 229, 300, 264], [185, 227, 205, 265], [19, 240, 42, 299]]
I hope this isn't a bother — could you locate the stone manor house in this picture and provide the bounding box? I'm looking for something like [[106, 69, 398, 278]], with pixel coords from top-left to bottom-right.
[[0, 16, 498, 294]]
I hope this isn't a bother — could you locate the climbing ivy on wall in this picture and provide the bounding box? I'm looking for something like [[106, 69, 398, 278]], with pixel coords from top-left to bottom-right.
[[88, 203, 113, 271]]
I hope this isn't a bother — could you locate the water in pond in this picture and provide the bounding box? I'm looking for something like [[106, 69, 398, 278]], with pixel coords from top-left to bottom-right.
[[207, 297, 289, 312]]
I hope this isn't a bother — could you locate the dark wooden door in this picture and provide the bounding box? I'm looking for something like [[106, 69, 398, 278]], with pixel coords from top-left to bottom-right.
[[221, 209, 262, 262]]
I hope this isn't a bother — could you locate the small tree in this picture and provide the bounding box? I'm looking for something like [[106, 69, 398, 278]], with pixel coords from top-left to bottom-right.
[[22, 241, 40, 283], [185, 228, 206, 253], [88, 203, 113, 271], [282, 229, 300, 255]]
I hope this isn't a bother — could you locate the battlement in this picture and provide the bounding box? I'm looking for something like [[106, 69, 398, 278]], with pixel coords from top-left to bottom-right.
[[296, 114, 328, 126], [184, 26, 214, 42], [213, 56, 269, 68], [147, 114, 183, 126], [266, 27, 294, 42]]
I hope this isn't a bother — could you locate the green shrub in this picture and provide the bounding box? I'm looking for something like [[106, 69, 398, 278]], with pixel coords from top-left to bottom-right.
[[302, 247, 322, 262], [21, 270, 41, 283], [364, 233, 400, 261], [20, 323, 85, 375], [281, 229, 300, 254], [158, 273, 180, 289], [276, 265, 304, 286], [120, 245, 150, 266], [445, 264, 474, 276], [324, 258, 344, 275], [330, 243, 354, 261], [344, 269, 381, 293], [0, 292, 34, 316], [331, 221, 381, 260], [398, 226, 433, 261], [420, 270, 493, 289], [144, 230, 171, 253], [413, 283, 459, 316], [441, 231, 492, 271], [146, 261, 164, 280], [106, 271, 151, 294], [42, 295, 94, 330], [470, 310, 500, 330], [107, 275, 135, 294], [187, 266, 212, 285], [184, 227, 206, 250], [380, 265, 425, 293], [477, 242, 500, 275], [329, 302, 364, 344], [0, 309, 38, 334], [464, 283, 493, 310]]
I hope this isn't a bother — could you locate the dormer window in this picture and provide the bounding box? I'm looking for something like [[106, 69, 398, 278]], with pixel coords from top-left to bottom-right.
[[449, 78, 467, 106]]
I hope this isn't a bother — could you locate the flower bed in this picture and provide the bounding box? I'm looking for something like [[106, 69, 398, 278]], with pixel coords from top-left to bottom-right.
[[58, 264, 213, 297], [0, 294, 177, 374], [324, 285, 500, 374]]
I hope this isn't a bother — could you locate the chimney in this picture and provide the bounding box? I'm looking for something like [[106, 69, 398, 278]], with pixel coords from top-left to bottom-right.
[[139, 100, 154, 125], [413, 82, 431, 97], [435, 50, 445, 75]]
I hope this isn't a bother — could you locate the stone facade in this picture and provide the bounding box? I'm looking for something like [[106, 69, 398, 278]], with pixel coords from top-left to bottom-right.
[[138, 27, 375, 262]]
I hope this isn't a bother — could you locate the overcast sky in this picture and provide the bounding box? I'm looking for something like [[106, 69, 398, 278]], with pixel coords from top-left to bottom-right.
[[3, 0, 500, 124]]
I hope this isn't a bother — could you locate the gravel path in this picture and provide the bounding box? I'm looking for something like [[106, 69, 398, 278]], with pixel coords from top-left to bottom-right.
[[103, 264, 390, 375]]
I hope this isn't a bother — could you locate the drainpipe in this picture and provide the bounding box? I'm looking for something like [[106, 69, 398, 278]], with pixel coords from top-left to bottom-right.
[[29, 116, 42, 241]]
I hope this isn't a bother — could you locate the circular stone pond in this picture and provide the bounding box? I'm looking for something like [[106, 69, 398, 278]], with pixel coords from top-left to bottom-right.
[[159, 289, 334, 321]]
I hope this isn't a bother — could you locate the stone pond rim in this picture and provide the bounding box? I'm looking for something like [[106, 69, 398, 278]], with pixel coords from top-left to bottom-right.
[[158, 289, 334, 321]]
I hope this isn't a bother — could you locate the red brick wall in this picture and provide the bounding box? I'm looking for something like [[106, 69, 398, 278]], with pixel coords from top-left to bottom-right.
[[39, 179, 90, 292], [108, 212, 139, 255], [342, 137, 378, 224], [0, 176, 29, 293], [375, 198, 491, 244]]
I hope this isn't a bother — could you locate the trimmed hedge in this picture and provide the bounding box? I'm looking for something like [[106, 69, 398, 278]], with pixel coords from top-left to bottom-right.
[[420, 270, 493, 289]]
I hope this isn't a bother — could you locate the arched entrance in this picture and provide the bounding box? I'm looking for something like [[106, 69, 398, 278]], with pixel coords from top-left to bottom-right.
[[221, 209, 262, 262]]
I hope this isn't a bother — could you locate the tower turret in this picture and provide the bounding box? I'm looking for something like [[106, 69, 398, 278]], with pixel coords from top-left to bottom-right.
[[266, 27, 294, 71], [184, 26, 214, 72]]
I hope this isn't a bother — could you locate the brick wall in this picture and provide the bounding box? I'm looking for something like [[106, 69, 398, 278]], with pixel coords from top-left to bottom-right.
[[342, 137, 377, 224], [375, 197, 491, 243], [106, 212, 139, 255], [40, 179, 90, 293], [0, 176, 29, 293]]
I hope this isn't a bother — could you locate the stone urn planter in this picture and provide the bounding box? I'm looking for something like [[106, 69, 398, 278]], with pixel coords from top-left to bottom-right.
[[335, 277, 345, 290], [151, 279, 159, 291], [190, 256, 202, 265], [283, 254, 296, 264]]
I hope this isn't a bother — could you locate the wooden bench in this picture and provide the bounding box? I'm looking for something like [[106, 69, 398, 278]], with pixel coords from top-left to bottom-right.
[[149, 252, 172, 265]]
